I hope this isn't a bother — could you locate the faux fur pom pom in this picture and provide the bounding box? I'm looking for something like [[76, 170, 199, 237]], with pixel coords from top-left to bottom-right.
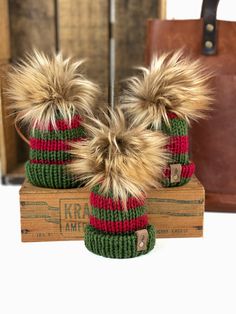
[[6, 50, 100, 129], [121, 51, 214, 129], [69, 108, 168, 205]]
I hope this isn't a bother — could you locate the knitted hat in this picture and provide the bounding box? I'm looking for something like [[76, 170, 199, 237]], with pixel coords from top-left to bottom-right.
[[7, 51, 99, 188], [25, 114, 85, 188], [121, 51, 213, 187], [69, 109, 167, 258]]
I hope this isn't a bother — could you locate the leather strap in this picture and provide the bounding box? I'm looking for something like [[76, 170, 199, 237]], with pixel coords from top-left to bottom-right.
[[201, 0, 220, 55], [14, 115, 30, 146]]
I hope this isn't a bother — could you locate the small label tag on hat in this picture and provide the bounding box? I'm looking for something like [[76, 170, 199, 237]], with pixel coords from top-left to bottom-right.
[[135, 229, 148, 252], [170, 164, 182, 183]]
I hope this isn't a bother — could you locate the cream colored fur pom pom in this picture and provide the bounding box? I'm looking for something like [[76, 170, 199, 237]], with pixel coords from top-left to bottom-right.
[[69, 108, 168, 205], [7, 50, 100, 129], [121, 51, 214, 129]]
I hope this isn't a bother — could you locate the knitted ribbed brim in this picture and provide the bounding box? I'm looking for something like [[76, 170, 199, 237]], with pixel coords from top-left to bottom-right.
[[26, 114, 84, 188], [25, 161, 78, 189], [85, 224, 156, 259], [161, 113, 195, 187], [162, 161, 195, 187], [84, 186, 156, 258]]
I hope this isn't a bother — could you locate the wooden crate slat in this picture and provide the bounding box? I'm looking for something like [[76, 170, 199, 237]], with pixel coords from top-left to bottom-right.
[[59, 0, 109, 102], [1, 0, 57, 181], [0, 64, 18, 175], [0, 0, 11, 63], [9, 0, 56, 60], [0, 63, 28, 182]]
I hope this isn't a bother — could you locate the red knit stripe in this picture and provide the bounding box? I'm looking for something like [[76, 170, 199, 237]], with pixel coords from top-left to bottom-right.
[[167, 112, 178, 119], [90, 192, 145, 211], [30, 138, 81, 151], [30, 159, 70, 165], [89, 215, 148, 233], [35, 114, 82, 131], [163, 162, 195, 178], [166, 135, 188, 154]]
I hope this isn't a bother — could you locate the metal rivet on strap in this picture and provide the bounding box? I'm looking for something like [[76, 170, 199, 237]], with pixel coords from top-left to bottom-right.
[[206, 23, 214, 32], [205, 41, 213, 49]]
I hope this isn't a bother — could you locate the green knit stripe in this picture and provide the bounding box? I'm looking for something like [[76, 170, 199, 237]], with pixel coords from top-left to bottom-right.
[[84, 224, 156, 259], [91, 185, 114, 198], [162, 116, 191, 188], [29, 149, 71, 162], [170, 153, 189, 164], [32, 126, 85, 140], [27, 114, 84, 189], [162, 177, 191, 187], [91, 206, 145, 222], [25, 161, 79, 188], [162, 118, 188, 136]]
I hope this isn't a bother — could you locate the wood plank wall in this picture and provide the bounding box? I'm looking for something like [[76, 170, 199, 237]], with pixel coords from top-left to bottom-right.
[[114, 0, 165, 102], [0, 0, 11, 172], [0, 0, 165, 181], [9, 0, 56, 60], [0, 0, 10, 63], [59, 0, 109, 104], [8, 0, 165, 102]]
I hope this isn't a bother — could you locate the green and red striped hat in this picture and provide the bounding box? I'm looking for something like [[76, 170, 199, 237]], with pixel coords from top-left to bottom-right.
[[121, 52, 212, 188], [7, 51, 99, 189], [161, 113, 195, 187], [85, 186, 156, 259], [26, 114, 85, 188], [69, 108, 167, 258]]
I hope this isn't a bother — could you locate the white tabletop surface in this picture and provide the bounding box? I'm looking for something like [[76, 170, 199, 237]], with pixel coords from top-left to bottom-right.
[[0, 184, 235, 314]]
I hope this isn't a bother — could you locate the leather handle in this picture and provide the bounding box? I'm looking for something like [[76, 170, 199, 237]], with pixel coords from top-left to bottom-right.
[[201, 0, 220, 55], [14, 117, 30, 146]]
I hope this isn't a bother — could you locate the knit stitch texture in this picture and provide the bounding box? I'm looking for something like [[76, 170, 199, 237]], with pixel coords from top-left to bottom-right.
[[84, 186, 156, 258], [161, 113, 195, 187], [26, 114, 85, 188]]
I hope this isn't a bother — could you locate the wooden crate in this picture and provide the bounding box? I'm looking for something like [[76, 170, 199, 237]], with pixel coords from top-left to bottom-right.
[[20, 175, 204, 242], [0, 0, 165, 184]]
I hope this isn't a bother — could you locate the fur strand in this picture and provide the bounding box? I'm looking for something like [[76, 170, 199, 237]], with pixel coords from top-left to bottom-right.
[[121, 51, 214, 128], [69, 108, 168, 206], [6, 50, 100, 129]]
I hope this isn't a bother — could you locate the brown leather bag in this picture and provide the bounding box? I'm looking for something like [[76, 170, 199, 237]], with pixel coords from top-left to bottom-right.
[[146, 0, 236, 212]]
